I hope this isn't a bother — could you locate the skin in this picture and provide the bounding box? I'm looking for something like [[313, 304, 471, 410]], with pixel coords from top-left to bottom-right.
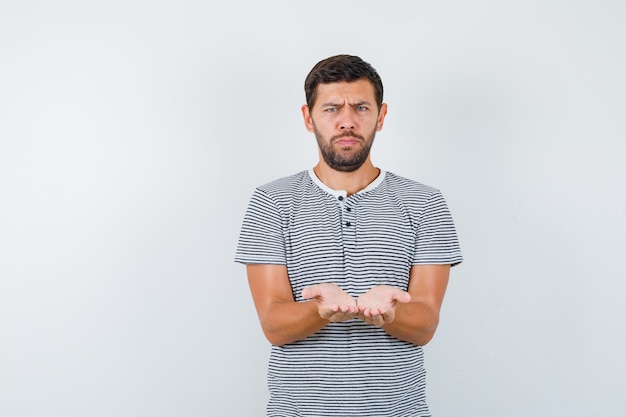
[[247, 79, 451, 346]]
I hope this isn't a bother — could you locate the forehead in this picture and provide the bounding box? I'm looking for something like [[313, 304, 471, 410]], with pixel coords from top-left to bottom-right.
[[315, 79, 376, 104]]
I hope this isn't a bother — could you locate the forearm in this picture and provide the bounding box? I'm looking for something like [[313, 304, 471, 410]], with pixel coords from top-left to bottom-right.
[[259, 300, 329, 346], [381, 301, 440, 346]]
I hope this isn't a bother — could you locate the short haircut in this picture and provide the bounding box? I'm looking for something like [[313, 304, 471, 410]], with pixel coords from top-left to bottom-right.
[[304, 54, 384, 110]]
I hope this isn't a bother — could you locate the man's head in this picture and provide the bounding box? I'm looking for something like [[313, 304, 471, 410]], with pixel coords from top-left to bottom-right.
[[302, 55, 388, 173], [304, 54, 384, 110]]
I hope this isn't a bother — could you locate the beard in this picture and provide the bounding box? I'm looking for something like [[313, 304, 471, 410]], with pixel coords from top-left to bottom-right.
[[314, 128, 377, 172]]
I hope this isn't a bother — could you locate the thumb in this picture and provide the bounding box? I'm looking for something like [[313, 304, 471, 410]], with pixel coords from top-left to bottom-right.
[[302, 285, 321, 300], [393, 290, 411, 304]]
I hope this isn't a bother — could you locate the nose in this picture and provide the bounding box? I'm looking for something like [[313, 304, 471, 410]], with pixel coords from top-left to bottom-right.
[[339, 108, 356, 130]]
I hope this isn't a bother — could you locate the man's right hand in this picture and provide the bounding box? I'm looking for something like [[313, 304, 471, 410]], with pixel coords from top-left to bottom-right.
[[302, 283, 358, 322]]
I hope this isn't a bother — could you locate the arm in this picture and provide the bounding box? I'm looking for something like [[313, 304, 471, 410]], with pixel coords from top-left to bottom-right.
[[357, 264, 450, 346], [247, 264, 357, 346], [382, 264, 450, 345]]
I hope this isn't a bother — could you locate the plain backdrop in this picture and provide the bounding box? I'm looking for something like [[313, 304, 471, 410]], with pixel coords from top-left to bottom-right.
[[1, 1, 625, 416]]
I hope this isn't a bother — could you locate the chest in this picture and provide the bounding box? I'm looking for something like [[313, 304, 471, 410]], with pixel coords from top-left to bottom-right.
[[284, 195, 417, 296]]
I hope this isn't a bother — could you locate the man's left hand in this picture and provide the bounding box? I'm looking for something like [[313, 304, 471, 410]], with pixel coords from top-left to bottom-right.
[[356, 285, 411, 327]]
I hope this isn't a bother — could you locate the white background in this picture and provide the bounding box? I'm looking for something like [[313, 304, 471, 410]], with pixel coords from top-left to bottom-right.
[[1, 1, 625, 416]]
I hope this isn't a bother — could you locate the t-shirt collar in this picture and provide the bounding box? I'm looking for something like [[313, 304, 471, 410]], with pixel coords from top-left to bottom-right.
[[308, 168, 386, 198]]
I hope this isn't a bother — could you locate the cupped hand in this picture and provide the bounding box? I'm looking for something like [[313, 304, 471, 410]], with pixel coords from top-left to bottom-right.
[[302, 283, 358, 322], [356, 285, 411, 326]]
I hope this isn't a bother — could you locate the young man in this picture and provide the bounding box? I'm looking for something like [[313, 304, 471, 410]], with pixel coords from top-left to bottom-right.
[[235, 54, 463, 417]]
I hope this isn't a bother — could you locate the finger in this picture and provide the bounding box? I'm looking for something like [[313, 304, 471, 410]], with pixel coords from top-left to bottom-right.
[[377, 311, 389, 324], [368, 313, 383, 326], [356, 301, 369, 313], [328, 311, 356, 323]]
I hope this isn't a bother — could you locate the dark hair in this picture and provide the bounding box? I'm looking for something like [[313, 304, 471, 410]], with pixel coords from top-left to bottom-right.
[[304, 54, 384, 109]]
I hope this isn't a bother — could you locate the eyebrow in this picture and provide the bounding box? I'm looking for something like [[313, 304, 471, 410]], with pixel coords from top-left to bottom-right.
[[321, 100, 372, 108]]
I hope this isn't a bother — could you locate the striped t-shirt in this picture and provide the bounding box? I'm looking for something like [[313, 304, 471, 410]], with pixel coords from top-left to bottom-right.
[[235, 169, 463, 417]]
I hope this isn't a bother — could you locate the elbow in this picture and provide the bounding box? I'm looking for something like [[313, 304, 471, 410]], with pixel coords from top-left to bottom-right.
[[265, 334, 286, 346], [413, 329, 437, 346], [262, 328, 295, 346], [400, 326, 438, 346], [413, 309, 440, 345], [415, 317, 440, 345]]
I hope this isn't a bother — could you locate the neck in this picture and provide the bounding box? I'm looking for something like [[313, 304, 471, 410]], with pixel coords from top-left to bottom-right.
[[313, 159, 380, 196]]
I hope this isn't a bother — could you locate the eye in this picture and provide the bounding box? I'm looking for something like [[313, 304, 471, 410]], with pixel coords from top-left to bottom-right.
[[356, 105, 368, 112], [325, 107, 338, 113]]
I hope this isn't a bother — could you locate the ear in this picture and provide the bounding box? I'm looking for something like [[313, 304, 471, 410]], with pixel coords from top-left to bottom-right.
[[302, 105, 314, 132], [376, 103, 388, 131]]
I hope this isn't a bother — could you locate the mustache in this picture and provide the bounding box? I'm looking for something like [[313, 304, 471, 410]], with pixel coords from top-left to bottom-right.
[[331, 132, 365, 142]]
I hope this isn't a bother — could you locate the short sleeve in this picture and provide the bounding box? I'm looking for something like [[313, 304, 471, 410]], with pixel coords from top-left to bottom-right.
[[413, 190, 463, 266], [234, 188, 287, 265]]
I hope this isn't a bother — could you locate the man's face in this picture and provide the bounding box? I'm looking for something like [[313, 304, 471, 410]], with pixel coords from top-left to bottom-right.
[[302, 79, 387, 172]]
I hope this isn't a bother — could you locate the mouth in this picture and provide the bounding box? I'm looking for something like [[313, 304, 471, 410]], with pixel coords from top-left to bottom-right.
[[332, 134, 363, 146], [335, 138, 360, 146]]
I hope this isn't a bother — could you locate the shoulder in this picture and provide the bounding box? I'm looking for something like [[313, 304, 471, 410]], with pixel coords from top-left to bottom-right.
[[240, 172, 311, 226], [249, 170, 315, 209], [256, 170, 309, 193], [382, 171, 441, 200]]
